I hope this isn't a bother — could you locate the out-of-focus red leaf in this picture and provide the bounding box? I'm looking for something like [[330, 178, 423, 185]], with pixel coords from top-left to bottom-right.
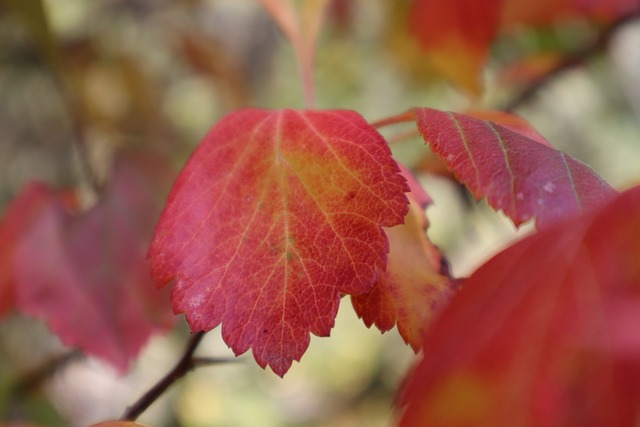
[[398, 185, 640, 427], [0, 184, 59, 317], [501, 0, 576, 27], [409, 0, 504, 95], [352, 188, 457, 351], [413, 107, 617, 228], [148, 109, 409, 376], [13, 155, 174, 372]]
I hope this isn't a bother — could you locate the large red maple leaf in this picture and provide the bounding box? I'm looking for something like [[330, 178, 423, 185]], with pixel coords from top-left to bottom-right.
[[148, 109, 409, 376]]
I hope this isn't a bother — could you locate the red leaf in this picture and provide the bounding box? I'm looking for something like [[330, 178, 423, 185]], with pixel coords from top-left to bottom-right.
[[398, 185, 640, 427], [413, 107, 617, 228], [463, 109, 551, 147], [148, 109, 409, 376], [409, 0, 504, 95], [13, 155, 174, 372], [0, 184, 59, 317], [352, 190, 457, 351]]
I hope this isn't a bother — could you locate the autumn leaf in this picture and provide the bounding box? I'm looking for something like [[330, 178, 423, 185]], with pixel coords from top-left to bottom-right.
[[0, 183, 61, 317], [352, 165, 457, 350], [463, 109, 551, 147], [413, 107, 617, 228], [398, 184, 640, 427], [409, 0, 504, 95], [13, 154, 174, 372], [148, 109, 409, 376]]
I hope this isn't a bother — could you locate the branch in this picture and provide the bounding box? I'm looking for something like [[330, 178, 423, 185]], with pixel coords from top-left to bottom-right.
[[502, 12, 640, 112], [121, 332, 236, 421]]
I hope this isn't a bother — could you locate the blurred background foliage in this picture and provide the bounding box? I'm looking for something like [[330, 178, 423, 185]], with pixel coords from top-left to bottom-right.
[[0, 0, 639, 426]]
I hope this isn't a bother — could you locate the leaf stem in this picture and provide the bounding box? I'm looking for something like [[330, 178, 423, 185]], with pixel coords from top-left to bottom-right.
[[386, 129, 421, 145], [121, 332, 207, 421], [370, 111, 417, 129]]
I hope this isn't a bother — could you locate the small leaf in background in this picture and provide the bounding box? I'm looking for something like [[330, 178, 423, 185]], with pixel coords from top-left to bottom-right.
[[149, 109, 409, 376], [12, 154, 174, 372], [413, 107, 617, 228], [409, 0, 503, 95], [352, 165, 457, 351], [398, 185, 640, 427], [0, 184, 62, 317]]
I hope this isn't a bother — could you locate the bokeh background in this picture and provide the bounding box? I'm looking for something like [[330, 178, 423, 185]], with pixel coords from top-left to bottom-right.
[[1, 1, 639, 426]]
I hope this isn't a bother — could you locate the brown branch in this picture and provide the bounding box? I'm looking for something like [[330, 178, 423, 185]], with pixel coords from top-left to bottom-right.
[[502, 12, 640, 112], [121, 332, 237, 421]]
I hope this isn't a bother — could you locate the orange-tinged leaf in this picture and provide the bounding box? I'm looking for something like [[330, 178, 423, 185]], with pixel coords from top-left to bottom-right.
[[413, 107, 617, 228], [409, 0, 504, 95], [399, 185, 640, 427], [13, 155, 174, 372], [148, 108, 409, 376], [351, 192, 456, 351]]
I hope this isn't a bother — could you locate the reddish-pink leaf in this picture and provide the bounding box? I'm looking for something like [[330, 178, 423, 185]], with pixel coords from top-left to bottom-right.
[[463, 109, 551, 147], [0, 183, 60, 317], [413, 107, 617, 228], [398, 185, 640, 427], [13, 155, 174, 372], [148, 108, 409, 376], [352, 189, 457, 351]]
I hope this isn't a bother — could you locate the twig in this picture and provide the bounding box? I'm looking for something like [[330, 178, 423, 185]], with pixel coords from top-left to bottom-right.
[[502, 12, 640, 112], [370, 110, 416, 129], [121, 332, 237, 421]]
